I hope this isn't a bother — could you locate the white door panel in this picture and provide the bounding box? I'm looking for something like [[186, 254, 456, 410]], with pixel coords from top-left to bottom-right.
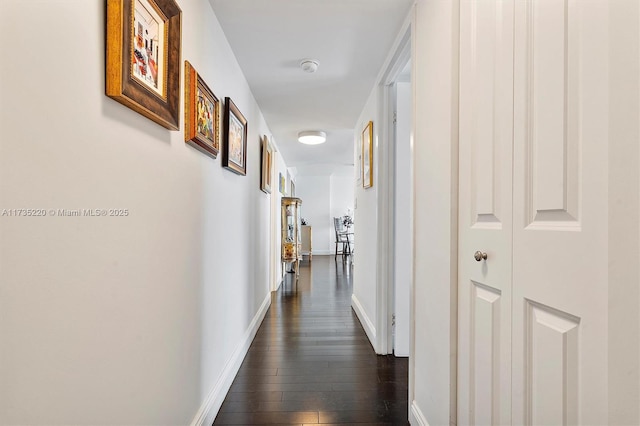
[[458, 0, 514, 424], [512, 0, 609, 424]]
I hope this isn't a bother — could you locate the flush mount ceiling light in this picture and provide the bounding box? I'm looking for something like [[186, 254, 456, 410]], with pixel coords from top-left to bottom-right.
[[298, 131, 326, 145], [300, 59, 319, 73]]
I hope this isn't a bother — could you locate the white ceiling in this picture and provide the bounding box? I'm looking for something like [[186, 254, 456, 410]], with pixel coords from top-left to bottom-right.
[[209, 0, 413, 175]]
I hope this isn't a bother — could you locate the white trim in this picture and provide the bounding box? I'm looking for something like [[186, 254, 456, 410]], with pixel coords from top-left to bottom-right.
[[410, 400, 430, 426], [351, 294, 376, 346], [375, 9, 413, 356], [374, 10, 413, 88], [190, 293, 271, 426], [409, 2, 418, 414], [309, 250, 333, 256]]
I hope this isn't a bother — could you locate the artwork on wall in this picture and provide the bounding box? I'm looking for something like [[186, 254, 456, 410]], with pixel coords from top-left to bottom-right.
[[362, 120, 373, 188], [222, 97, 248, 175], [106, 0, 182, 130], [184, 61, 220, 158], [260, 135, 273, 193], [279, 173, 286, 195], [356, 140, 362, 183]]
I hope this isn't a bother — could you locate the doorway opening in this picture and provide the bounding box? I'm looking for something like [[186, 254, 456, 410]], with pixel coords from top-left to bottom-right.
[[391, 60, 412, 357], [375, 24, 412, 359]]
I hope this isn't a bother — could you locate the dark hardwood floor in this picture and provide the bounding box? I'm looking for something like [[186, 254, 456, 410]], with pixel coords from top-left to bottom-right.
[[213, 255, 409, 425]]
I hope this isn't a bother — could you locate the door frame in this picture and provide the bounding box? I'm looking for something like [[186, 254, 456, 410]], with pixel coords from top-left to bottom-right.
[[374, 21, 412, 357]]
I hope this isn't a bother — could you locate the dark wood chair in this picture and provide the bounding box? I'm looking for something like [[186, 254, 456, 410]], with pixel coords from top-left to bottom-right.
[[333, 217, 352, 258]]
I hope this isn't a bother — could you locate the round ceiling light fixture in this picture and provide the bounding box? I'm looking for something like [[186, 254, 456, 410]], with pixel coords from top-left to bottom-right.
[[300, 59, 319, 73], [298, 130, 326, 145]]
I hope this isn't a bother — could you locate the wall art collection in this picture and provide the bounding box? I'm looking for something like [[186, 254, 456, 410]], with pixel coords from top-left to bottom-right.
[[105, 0, 269, 184]]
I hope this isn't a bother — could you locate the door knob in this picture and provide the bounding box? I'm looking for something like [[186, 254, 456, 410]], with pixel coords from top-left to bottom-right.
[[474, 251, 487, 261]]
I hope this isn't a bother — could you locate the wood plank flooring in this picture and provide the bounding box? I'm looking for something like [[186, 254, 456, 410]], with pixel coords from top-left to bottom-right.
[[213, 255, 409, 425]]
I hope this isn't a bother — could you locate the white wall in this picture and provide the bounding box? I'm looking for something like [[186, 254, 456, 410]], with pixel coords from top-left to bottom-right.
[[410, 1, 459, 425], [352, 89, 380, 345], [393, 82, 411, 357], [608, 2, 640, 423], [330, 175, 355, 221], [295, 176, 332, 254], [0, 0, 281, 424]]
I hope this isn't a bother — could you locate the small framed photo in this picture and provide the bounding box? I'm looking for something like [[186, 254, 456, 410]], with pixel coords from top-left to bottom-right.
[[106, 0, 182, 130], [362, 121, 373, 188], [184, 61, 220, 158], [260, 135, 273, 193], [279, 173, 286, 195], [222, 97, 248, 175]]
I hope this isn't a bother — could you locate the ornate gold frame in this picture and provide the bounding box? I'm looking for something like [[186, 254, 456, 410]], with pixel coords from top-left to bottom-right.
[[106, 0, 182, 130], [260, 136, 273, 193], [184, 61, 220, 158]]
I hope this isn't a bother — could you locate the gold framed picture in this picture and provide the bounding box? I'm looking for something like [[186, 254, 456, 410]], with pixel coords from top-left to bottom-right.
[[260, 135, 273, 193], [106, 0, 182, 130], [184, 61, 220, 158], [362, 120, 373, 188]]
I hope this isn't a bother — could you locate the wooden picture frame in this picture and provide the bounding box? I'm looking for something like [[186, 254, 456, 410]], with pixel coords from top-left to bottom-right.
[[184, 61, 220, 158], [106, 0, 182, 130], [260, 135, 273, 193], [362, 120, 373, 188], [222, 97, 248, 175], [279, 173, 286, 195], [355, 139, 362, 183]]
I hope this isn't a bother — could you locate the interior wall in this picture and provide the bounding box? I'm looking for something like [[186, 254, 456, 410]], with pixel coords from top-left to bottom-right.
[[295, 175, 332, 254], [330, 175, 355, 223], [608, 1, 640, 423], [0, 0, 281, 423], [352, 89, 379, 344], [411, 0, 459, 425]]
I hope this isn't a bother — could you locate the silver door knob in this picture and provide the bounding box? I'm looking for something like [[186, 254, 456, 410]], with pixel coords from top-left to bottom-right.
[[474, 251, 487, 261]]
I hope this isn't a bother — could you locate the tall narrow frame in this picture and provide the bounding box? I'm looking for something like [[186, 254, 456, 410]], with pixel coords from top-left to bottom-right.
[[362, 120, 374, 188], [222, 97, 247, 175]]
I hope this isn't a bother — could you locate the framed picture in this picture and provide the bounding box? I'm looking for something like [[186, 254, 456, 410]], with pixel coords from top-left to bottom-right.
[[260, 136, 273, 193], [279, 173, 286, 195], [184, 61, 220, 158], [106, 0, 182, 130], [355, 139, 362, 183], [290, 180, 296, 197], [362, 120, 373, 188], [222, 97, 248, 175]]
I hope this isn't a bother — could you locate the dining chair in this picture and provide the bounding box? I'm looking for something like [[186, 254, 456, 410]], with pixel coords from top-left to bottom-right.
[[333, 217, 351, 258]]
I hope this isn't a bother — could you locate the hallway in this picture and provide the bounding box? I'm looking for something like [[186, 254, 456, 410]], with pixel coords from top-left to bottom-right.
[[213, 256, 409, 425]]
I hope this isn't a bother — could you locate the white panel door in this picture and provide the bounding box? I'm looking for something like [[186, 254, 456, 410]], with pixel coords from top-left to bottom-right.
[[460, 0, 615, 424], [458, 0, 514, 424], [511, 0, 609, 424]]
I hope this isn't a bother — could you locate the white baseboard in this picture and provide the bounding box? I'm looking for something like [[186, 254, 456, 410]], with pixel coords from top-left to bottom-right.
[[410, 400, 430, 426], [351, 294, 376, 347], [308, 250, 332, 255], [190, 293, 271, 426]]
